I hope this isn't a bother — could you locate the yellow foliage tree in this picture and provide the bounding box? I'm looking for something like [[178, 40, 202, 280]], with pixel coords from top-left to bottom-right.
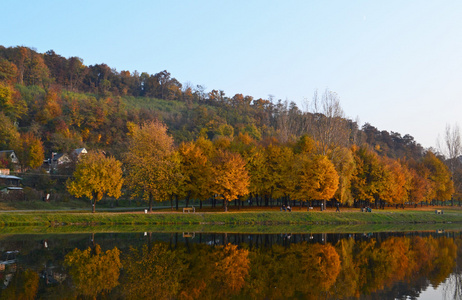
[[331, 147, 356, 205], [15, 132, 44, 171], [178, 140, 213, 208], [67, 151, 123, 213], [423, 151, 454, 202], [382, 158, 408, 206], [293, 154, 339, 205], [125, 120, 181, 212], [211, 150, 249, 212]]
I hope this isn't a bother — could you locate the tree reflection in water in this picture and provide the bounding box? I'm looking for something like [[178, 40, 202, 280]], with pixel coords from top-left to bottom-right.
[[0, 232, 460, 299]]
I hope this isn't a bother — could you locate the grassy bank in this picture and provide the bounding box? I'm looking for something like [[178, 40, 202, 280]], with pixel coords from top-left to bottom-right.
[[0, 209, 461, 227]]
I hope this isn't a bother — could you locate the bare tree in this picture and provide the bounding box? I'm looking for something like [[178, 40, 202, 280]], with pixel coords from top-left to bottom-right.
[[438, 123, 462, 204], [308, 89, 350, 156]]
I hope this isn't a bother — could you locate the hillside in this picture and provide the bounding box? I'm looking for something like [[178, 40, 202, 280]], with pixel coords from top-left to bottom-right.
[[0, 45, 425, 160], [1, 45, 460, 209]]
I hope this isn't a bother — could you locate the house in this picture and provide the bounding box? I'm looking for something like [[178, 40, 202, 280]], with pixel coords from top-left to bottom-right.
[[0, 151, 19, 164], [49, 148, 87, 171], [0, 151, 20, 171]]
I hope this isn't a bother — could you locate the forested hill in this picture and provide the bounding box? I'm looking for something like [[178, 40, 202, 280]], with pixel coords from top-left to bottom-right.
[[0, 45, 425, 161]]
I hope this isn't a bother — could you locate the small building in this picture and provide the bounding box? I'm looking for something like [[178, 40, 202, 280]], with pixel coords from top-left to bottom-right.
[[48, 148, 88, 172], [0, 174, 22, 187], [0, 151, 20, 171], [0, 151, 19, 164]]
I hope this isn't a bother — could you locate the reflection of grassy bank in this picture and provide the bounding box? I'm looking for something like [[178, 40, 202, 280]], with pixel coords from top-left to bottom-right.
[[0, 209, 462, 227], [0, 222, 462, 235]]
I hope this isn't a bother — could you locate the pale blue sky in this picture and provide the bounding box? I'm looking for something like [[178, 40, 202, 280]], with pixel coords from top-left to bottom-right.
[[3, 1, 462, 148]]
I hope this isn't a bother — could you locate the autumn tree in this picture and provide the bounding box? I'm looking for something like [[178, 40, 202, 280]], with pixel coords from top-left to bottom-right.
[[292, 154, 339, 207], [0, 58, 18, 84], [351, 145, 389, 207], [124, 120, 180, 212], [67, 151, 123, 213], [331, 147, 356, 205], [211, 150, 250, 212], [261, 143, 294, 206], [64, 244, 122, 298], [178, 140, 212, 208], [16, 132, 44, 171], [423, 151, 454, 203], [381, 157, 408, 206], [0, 82, 27, 121], [0, 112, 20, 150], [231, 133, 267, 206], [406, 164, 432, 204]]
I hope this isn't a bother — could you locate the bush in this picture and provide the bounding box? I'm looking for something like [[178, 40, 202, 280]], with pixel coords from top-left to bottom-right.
[[23, 187, 41, 201]]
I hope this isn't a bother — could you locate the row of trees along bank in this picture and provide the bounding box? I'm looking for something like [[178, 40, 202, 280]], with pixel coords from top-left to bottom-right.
[[66, 120, 454, 213]]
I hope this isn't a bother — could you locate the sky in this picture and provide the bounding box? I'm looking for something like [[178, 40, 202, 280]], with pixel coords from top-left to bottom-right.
[[3, 0, 462, 149]]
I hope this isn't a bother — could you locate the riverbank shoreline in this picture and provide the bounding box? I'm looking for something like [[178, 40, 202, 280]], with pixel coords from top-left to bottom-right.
[[0, 208, 461, 227]]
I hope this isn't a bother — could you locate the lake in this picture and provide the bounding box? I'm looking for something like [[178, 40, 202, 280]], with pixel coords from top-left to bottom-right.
[[0, 230, 460, 299]]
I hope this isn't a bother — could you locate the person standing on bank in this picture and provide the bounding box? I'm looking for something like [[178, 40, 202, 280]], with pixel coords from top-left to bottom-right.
[[336, 202, 340, 212]]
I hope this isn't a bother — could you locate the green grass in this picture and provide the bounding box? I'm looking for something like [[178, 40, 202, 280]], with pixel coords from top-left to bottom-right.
[[0, 209, 460, 227]]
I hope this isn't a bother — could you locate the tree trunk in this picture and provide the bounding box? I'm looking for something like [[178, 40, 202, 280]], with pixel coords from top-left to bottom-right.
[[149, 193, 153, 213], [224, 198, 228, 212], [175, 195, 179, 211]]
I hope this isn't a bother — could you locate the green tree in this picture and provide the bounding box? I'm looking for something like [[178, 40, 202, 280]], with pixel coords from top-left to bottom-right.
[[67, 151, 123, 213], [124, 120, 180, 212]]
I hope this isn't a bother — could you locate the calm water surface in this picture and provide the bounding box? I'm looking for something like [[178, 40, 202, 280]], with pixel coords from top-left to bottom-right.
[[0, 230, 461, 299]]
